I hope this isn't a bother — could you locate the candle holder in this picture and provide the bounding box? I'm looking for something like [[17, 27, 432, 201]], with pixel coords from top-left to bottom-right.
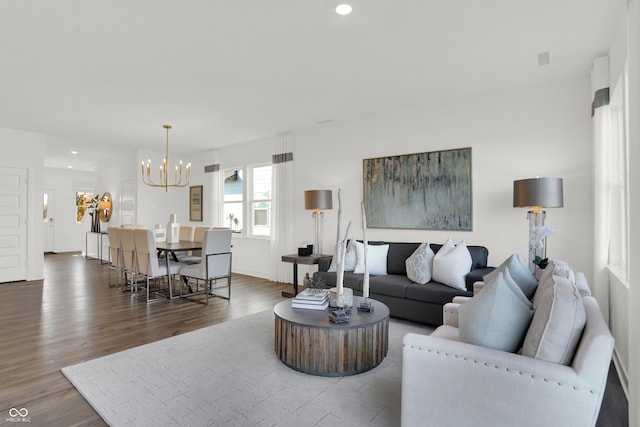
[[329, 306, 351, 324], [357, 298, 374, 312]]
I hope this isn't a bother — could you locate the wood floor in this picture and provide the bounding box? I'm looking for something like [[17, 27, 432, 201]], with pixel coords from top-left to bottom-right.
[[0, 253, 628, 426], [0, 253, 291, 426]]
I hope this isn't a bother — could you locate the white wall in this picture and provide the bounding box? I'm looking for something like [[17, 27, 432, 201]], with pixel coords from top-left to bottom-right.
[[291, 76, 593, 279], [43, 167, 97, 253], [0, 126, 46, 281]]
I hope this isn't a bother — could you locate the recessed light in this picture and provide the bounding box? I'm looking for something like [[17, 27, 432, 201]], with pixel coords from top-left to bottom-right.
[[67, 165, 73, 169], [336, 4, 352, 15], [71, 150, 78, 154]]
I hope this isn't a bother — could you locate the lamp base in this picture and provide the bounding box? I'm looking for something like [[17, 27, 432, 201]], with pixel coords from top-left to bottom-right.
[[527, 210, 547, 273]]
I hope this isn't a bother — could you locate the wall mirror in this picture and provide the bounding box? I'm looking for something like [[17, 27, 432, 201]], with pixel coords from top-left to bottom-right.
[[99, 192, 113, 222]]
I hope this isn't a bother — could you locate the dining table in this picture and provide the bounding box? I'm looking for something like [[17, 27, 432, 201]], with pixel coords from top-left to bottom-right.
[[155, 240, 202, 299]]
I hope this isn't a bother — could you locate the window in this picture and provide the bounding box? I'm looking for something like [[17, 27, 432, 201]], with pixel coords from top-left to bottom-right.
[[250, 164, 272, 236], [221, 164, 273, 237], [223, 169, 243, 233], [75, 191, 94, 223]]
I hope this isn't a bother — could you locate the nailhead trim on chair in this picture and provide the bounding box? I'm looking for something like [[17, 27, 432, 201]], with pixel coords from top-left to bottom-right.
[[404, 344, 596, 394]]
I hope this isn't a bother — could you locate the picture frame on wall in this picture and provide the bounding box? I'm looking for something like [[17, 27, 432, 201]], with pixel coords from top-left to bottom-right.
[[363, 147, 472, 231], [189, 185, 203, 222]]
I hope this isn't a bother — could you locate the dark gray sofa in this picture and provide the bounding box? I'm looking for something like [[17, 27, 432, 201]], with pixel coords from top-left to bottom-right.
[[316, 241, 495, 326]]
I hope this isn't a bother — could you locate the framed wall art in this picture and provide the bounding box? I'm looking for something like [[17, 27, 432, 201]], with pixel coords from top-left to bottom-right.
[[189, 185, 203, 222], [363, 147, 472, 230]]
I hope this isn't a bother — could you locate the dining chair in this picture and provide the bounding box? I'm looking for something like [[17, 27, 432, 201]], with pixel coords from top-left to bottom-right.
[[179, 225, 195, 242], [179, 229, 232, 304], [106, 227, 124, 287], [134, 229, 185, 303], [180, 226, 212, 264], [118, 227, 138, 294]]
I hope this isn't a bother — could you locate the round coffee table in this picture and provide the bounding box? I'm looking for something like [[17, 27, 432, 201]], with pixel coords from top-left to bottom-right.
[[274, 296, 389, 376]]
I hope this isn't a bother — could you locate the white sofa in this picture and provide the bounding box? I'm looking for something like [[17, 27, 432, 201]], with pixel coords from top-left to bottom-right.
[[401, 270, 614, 427]]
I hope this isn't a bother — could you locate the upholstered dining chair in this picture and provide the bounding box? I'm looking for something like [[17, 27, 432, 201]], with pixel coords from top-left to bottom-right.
[[118, 227, 137, 293], [134, 229, 185, 303], [179, 225, 195, 242], [180, 226, 212, 264], [106, 227, 124, 287], [179, 229, 232, 304]]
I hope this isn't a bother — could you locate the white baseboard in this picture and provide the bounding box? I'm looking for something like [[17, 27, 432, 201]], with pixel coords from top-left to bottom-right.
[[612, 348, 629, 398]]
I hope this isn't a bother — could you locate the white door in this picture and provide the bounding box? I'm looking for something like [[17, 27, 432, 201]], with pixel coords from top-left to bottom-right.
[[0, 167, 28, 283], [43, 189, 55, 253]]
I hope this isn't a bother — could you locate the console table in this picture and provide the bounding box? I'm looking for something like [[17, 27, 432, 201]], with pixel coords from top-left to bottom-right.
[[280, 254, 332, 297], [85, 231, 108, 264], [274, 296, 389, 376]]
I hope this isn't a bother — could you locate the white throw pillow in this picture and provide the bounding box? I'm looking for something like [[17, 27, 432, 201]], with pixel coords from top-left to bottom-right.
[[353, 241, 389, 275], [534, 259, 575, 307], [484, 253, 537, 300], [432, 239, 472, 290], [521, 275, 586, 365], [327, 240, 357, 272], [459, 268, 534, 353], [405, 242, 434, 285]]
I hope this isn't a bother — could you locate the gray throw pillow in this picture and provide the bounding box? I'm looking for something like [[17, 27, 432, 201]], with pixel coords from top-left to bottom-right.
[[406, 242, 434, 284], [484, 253, 538, 300], [521, 275, 586, 365], [459, 268, 534, 353]]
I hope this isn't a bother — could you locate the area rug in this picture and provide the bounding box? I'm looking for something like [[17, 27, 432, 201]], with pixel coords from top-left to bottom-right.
[[62, 310, 432, 427]]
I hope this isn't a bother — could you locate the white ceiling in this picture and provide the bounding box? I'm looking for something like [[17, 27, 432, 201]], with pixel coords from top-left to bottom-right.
[[0, 0, 624, 172]]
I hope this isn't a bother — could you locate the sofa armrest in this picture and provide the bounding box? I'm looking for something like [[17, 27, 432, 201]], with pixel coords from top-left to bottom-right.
[[442, 302, 461, 327], [318, 257, 332, 272], [473, 281, 485, 294], [402, 333, 601, 427]]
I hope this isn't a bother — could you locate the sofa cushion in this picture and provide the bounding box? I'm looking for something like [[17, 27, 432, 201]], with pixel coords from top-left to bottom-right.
[[354, 242, 389, 275], [484, 253, 537, 300], [405, 242, 435, 285], [405, 282, 472, 306], [432, 239, 472, 291], [521, 275, 586, 365], [368, 275, 413, 298], [374, 241, 421, 275], [315, 271, 363, 292], [458, 269, 534, 352]]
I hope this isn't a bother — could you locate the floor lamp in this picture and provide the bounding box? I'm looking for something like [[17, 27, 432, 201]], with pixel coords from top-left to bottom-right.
[[304, 190, 333, 256], [513, 177, 563, 273]]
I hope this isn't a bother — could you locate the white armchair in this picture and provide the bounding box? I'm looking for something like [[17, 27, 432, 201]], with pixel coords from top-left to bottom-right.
[[402, 279, 613, 427]]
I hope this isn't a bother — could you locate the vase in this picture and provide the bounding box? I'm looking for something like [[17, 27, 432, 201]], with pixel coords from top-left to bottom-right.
[[91, 214, 101, 233]]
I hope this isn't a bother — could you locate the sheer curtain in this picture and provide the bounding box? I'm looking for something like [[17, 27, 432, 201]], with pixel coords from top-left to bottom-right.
[[591, 56, 612, 320], [269, 134, 295, 283]]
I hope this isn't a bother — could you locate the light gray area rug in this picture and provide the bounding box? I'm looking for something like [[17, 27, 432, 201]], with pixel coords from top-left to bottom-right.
[[62, 310, 432, 427]]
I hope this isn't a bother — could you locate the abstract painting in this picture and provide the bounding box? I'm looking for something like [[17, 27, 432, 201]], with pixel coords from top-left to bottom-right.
[[363, 147, 472, 230]]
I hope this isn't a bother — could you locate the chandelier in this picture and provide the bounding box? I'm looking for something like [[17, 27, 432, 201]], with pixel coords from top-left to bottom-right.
[[141, 125, 191, 191]]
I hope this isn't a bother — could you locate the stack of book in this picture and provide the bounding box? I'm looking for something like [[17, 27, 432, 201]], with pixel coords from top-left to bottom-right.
[[291, 289, 330, 310]]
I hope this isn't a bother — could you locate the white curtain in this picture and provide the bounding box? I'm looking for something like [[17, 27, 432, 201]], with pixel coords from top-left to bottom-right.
[[591, 56, 612, 321], [269, 134, 295, 283]]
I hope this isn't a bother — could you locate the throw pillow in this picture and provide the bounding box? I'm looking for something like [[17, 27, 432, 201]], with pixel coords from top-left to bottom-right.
[[405, 242, 435, 284], [521, 275, 586, 365], [327, 240, 357, 272], [432, 239, 472, 290], [484, 253, 538, 300], [353, 241, 389, 275], [534, 259, 575, 307], [459, 268, 534, 353]]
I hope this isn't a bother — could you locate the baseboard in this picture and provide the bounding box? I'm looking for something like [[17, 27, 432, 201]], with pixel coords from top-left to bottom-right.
[[612, 348, 629, 398], [231, 268, 268, 280]]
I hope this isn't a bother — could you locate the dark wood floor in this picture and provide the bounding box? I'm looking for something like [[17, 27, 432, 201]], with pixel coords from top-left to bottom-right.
[[0, 253, 291, 426], [0, 253, 628, 426]]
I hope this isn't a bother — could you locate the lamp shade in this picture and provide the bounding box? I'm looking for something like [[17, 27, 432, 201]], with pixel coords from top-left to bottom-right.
[[304, 190, 333, 210], [513, 177, 564, 208]]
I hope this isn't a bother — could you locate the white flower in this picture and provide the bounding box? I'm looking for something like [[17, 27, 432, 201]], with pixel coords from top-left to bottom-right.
[[530, 225, 554, 250]]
